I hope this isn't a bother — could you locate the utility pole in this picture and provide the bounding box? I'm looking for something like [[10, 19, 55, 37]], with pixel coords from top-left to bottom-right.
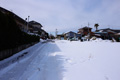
[[55, 29, 58, 38], [81, 25, 83, 39], [25, 18, 27, 32], [88, 22, 90, 35], [27, 16, 30, 32], [88, 22, 90, 41]]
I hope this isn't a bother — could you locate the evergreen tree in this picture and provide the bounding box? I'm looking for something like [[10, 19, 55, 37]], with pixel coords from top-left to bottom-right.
[[94, 23, 99, 31]]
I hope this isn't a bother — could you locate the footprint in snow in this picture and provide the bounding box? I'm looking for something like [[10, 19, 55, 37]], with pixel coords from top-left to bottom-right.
[[37, 68, 40, 71], [65, 59, 76, 65]]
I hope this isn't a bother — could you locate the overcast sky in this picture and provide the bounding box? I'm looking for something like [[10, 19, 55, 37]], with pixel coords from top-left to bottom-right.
[[0, 0, 120, 34]]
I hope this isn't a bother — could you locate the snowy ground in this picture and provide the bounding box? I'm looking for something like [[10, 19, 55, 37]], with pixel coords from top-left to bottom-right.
[[0, 39, 120, 80]]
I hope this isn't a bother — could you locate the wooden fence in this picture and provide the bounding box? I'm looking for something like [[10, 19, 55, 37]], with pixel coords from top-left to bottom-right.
[[0, 42, 37, 60]]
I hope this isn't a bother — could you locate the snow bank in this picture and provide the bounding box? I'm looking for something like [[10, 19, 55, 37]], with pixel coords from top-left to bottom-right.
[[90, 38, 113, 42], [55, 40, 120, 80]]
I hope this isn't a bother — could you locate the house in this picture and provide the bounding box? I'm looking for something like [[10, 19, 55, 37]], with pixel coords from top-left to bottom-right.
[[56, 34, 64, 40], [29, 21, 49, 39], [93, 28, 120, 41], [64, 31, 77, 40], [114, 33, 120, 42], [0, 7, 49, 39], [92, 32, 109, 40], [29, 20, 43, 34], [78, 27, 92, 36], [0, 7, 30, 32], [40, 29, 49, 39], [29, 21, 42, 29], [76, 33, 82, 39], [49, 34, 55, 39], [98, 28, 120, 33]]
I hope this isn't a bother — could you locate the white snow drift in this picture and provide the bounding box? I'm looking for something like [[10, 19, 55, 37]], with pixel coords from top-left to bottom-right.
[[0, 40, 120, 80]]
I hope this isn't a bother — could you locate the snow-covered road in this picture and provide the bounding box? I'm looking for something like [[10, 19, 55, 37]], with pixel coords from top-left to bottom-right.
[[0, 41, 64, 80], [0, 40, 120, 80]]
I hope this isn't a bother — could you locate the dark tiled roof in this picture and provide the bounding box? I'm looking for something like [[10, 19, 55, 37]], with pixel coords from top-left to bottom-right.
[[0, 7, 27, 24], [0, 7, 38, 31], [79, 26, 92, 30], [29, 21, 43, 27], [65, 31, 76, 34], [99, 28, 120, 33]]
